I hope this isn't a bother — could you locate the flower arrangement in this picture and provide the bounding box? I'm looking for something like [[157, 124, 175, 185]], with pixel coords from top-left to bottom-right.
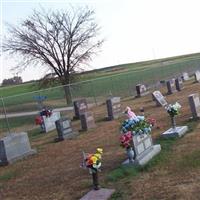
[[121, 116, 155, 136], [82, 148, 103, 172], [166, 102, 181, 117], [120, 131, 133, 148]]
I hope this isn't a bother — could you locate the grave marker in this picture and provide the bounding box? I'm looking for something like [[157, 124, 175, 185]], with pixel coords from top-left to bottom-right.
[[106, 97, 121, 120], [42, 111, 61, 133], [123, 134, 161, 166], [73, 99, 88, 119], [0, 132, 36, 166], [55, 118, 78, 141], [152, 90, 168, 107], [188, 93, 200, 119], [194, 71, 200, 82], [182, 72, 189, 81], [175, 77, 184, 91], [166, 79, 177, 94], [80, 111, 96, 131], [135, 84, 149, 97]]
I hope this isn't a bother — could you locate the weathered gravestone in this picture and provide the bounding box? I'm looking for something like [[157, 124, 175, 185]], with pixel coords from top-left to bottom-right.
[[123, 134, 161, 166], [175, 77, 184, 91], [80, 111, 96, 131], [152, 90, 168, 107], [182, 72, 190, 81], [42, 111, 61, 133], [135, 84, 149, 97], [0, 132, 36, 166], [194, 71, 200, 82], [73, 99, 88, 119], [188, 93, 200, 119], [106, 97, 121, 120], [166, 79, 177, 94], [55, 118, 78, 141]]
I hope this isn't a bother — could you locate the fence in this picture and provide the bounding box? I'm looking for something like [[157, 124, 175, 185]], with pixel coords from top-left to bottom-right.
[[1, 57, 200, 134]]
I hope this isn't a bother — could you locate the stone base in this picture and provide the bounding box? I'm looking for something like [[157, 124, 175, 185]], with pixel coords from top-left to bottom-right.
[[0, 132, 36, 166], [80, 188, 115, 200], [161, 126, 188, 138], [122, 144, 161, 166]]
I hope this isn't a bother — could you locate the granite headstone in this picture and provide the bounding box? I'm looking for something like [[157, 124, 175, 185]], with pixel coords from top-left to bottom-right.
[[135, 84, 149, 97], [106, 97, 121, 120], [166, 79, 177, 94], [0, 132, 36, 166], [175, 77, 184, 91], [182, 72, 189, 81], [194, 71, 200, 83], [73, 99, 88, 119], [188, 93, 200, 119], [80, 111, 96, 131]]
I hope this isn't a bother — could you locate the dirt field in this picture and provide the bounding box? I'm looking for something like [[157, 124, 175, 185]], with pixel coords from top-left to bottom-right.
[[0, 80, 200, 200]]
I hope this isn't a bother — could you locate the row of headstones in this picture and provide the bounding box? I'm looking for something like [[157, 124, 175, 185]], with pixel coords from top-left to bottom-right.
[[136, 71, 200, 97], [40, 97, 122, 141]]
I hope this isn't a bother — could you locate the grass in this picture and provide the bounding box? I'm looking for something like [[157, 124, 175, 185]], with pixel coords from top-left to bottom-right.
[[0, 170, 17, 181]]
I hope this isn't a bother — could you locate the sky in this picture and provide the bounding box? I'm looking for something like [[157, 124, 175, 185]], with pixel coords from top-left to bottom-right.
[[1, 0, 200, 83]]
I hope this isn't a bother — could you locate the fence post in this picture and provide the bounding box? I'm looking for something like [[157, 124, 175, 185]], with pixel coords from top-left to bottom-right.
[[1, 97, 11, 136]]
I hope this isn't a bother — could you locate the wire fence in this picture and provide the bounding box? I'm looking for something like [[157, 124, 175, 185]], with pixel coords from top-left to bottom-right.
[[1, 58, 200, 134]]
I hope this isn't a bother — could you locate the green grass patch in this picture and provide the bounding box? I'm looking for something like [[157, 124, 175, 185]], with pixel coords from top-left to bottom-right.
[[28, 128, 43, 140], [0, 170, 17, 181], [178, 150, 200, 169]]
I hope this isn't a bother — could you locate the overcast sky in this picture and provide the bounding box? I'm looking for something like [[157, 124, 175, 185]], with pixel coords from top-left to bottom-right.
[[1, 0, 200, 83]]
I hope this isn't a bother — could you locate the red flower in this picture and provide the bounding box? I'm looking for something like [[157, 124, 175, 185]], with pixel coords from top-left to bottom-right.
[[120, 131, 133, 148]]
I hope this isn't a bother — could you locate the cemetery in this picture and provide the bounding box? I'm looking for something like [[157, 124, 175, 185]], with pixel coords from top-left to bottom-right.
[[1, 76, 200, 200]]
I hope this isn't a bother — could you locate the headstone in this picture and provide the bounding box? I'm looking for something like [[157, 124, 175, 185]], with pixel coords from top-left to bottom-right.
[[162, 126, 188, 138], [188, 93, 200, 119], [42, 111, 61, 133], [194, 71, 200, 82], [123, 134, 161, 166], [106, 97, 121, 120], [73, 99, 88, 119], [80, 111, 96, 131], [55, 118, 78, 141], [175, 77, 184, 91], [135, 84, 149, 97], [166, 79, 177, 94], [152, 91, 168, 107], [0, 132, 36, 166], [182, 72, 189, 81]]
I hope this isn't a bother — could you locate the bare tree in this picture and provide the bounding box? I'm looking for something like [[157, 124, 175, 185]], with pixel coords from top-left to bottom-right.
[[3, 7, 104, 104]]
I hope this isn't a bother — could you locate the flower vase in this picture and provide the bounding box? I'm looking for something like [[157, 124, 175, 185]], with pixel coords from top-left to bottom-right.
[[126, 147, 135, 163], [171, 115, 176, 130]]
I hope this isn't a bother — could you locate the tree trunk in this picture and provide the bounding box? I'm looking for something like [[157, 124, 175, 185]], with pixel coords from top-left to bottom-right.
[[63, 84, 72, 105]]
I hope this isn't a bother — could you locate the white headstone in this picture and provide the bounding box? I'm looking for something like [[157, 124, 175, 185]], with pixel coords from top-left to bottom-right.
[[182, 72, 189, 81], [152, 91, 168, 107], [43, 111, 61, 133], [194, 71, 200, 82]]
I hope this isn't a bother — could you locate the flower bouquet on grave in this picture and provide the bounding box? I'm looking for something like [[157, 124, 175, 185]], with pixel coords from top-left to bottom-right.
[[165, 102, 181, 129], [119, 106, 156, 163], [80, 148, 103, 190]]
